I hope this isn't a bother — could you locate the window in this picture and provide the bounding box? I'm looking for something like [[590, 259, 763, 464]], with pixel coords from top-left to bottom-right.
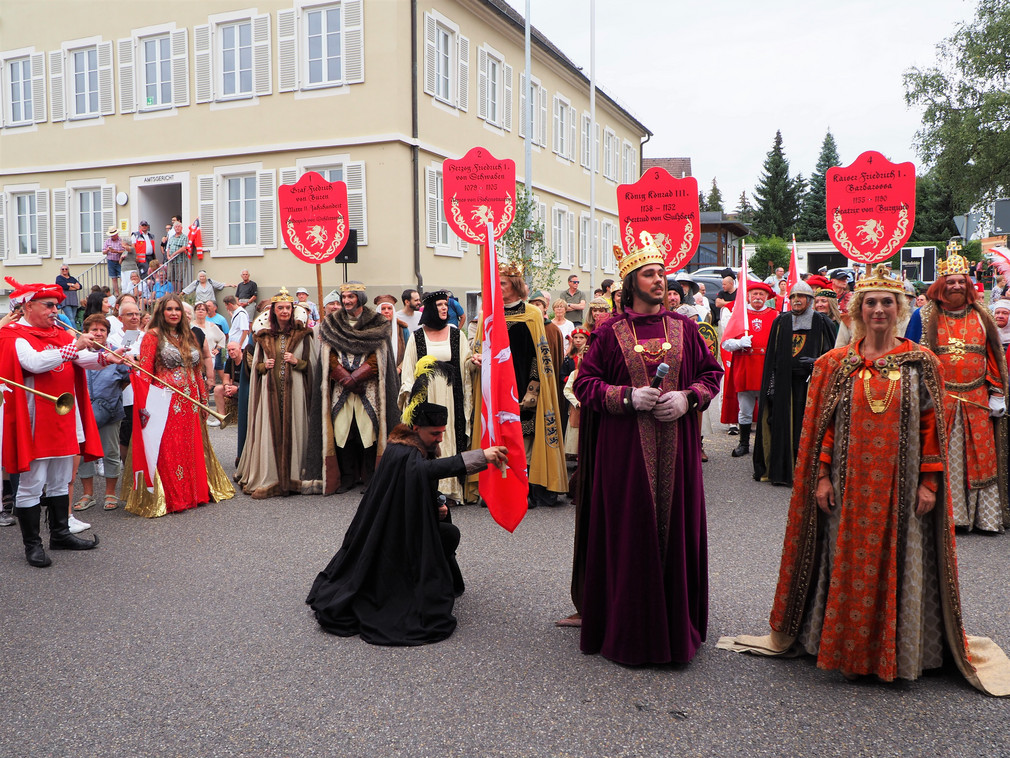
[[519, 74, 546, 147], [14, 192, 37, 256], [227, 175, 257, 246], [71, 47, 99, 117], [422, 11, 468, 110], [622, 140, 637, 183], [579, 213, 591, 268], [552, 205, 573, 268], [277, 1, 364, 94], [305, 4, 342, 86], [79, 189, 102, 253], [553, 95, 576, 161], [8, 58, 32, 123], [425, 164, 465, 255], [141, 35, 172, 108], [220, 22, 253, 98], [600, 220, 617, 273], [603, 129, 618, 181], [478, 45, 511, 130]]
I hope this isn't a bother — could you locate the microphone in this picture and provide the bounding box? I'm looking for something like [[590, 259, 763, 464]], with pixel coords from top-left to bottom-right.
[[650, 362, 669, 389]]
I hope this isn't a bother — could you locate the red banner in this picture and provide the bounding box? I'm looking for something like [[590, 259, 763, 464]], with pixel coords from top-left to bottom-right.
[[442, 147, 516, 244], [478, 221, 528, 533], [617, 167, 700, 273], [278, 171, 349, 263], [826, 151, 916, 264]]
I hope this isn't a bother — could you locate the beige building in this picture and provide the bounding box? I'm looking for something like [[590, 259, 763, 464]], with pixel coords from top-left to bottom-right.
[[0, 0, 650, 305]]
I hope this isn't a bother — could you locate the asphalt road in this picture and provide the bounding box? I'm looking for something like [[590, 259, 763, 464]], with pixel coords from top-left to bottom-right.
[[2, 425, 1009, 757]]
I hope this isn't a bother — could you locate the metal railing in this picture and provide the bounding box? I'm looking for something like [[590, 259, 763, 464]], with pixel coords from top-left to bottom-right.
[[68, 248, 194, 312]]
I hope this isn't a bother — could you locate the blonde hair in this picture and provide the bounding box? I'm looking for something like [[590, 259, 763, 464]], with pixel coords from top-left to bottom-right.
[[848, 288, 911, 340], [551, 297, 568, 314]]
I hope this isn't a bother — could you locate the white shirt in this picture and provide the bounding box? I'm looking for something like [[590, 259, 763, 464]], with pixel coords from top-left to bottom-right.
[[229, 307, 250, 348], [396, 309, 422, 331]]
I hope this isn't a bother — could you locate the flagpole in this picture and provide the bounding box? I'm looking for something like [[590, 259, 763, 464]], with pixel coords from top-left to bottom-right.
[[315, 263, 324, 319]]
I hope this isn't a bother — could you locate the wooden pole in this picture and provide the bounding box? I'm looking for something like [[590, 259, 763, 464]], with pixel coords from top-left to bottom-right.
[[315, 263, 324, 319]]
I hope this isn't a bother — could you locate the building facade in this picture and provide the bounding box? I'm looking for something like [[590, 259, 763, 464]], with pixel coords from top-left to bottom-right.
[[0, 0, 650, 304]]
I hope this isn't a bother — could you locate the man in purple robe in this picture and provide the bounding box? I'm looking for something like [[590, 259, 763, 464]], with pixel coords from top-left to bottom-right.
[[573, 233, 723, 665]]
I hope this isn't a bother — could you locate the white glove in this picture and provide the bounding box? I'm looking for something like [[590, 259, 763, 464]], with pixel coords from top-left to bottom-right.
[[722, 335, 752, 352], [654, 391, 689, 422], [631, 386, 661, 411], [990, 395, 1006, 418]]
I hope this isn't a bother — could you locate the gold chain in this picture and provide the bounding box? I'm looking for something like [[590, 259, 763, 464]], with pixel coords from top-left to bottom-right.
[[941, 310, 969, 364], [631, 319, 671, 357], [862, 367, 898, 414]]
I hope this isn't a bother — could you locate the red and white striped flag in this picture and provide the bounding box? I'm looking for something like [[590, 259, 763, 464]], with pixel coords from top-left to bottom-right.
[[130, 373, 171, 491], [783, 234, 800, 311], [479, 221, 528, 532], [722, 255, 751, 341]]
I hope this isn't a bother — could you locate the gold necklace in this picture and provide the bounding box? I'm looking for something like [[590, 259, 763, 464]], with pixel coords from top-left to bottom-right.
[[861, 362, 899, 414], [631, 319, 671, 356], [941, 309, 969, 363]]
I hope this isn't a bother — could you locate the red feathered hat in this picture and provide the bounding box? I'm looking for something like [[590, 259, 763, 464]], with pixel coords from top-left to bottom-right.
[[5, 277, 65, 305], [805, 274, 831, 290]]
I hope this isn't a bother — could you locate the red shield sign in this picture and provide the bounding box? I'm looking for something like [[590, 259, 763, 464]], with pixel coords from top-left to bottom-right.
[[617, 168, 700, 273], [442, 147, 516, 244], [278, 172, 349, 263], [826, 151, 916, 264]]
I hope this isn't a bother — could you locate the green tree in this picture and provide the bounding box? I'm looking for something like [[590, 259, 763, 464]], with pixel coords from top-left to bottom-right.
[[795, 130, 841, 241], [911, 170, 960, 242], [706, 178, 724, 213], [751, 130, 803, 238], [734, 191, 756, 225], [747, 235, 790, 277], [904, 0, 1010, 212], [498, 184, 558, 293], [698, 190, 709, 213]]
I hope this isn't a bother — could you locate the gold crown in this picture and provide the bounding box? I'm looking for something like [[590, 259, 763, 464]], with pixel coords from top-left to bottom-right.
[[616, 231, 666, 280], [854, 264, 905, 296], [498, 259, 524, 277], [271, 286, 294, 303], [339, 281, 367, 293], [936, 254, 969, 278]]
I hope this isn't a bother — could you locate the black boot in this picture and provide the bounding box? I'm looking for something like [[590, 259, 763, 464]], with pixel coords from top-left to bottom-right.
[[45, 495, 99, 551], [335, 445, 357, 494], [731, 423, 752, 457], [17, 505, 52, 567]]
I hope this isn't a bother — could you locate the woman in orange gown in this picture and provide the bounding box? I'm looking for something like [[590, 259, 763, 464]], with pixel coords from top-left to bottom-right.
[[720, 265, 1010, 696]]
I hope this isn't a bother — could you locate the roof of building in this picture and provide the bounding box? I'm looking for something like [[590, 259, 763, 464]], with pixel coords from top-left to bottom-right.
[[481, 0, 652, 138], [642, 157, 692, 178], [699, 211, 751, 237]]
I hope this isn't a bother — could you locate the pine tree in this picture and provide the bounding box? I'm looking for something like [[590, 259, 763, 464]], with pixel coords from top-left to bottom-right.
[[751, 130, 802, 238], [706, 178, 724, 213], [734, 191, 756, 225], [698, 190, 708, 213], [795, 130, 841, 241]]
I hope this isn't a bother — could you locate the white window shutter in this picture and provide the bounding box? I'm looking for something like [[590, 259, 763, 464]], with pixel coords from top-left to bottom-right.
[[552, 97, 560, 154], [34, 190, 51, 258], [253, 14, 271, 96], [118, 37, 136, 114], [568, 211, 575, 267], [257, 169, 276, 248], [595, 124, 601, 173], [0, 194, 6, 260], [503, 63, 512, 132], [277, 9, 298, 93], [101, 184, 115, 234], [49, 50, 65, 122], [592, 218, 599, 270], [31, 52, 47, 124], [345, 161, 367, 246], [425, 167, 438, 247], [53, 189, 68, 259], [422, 13, 436, 97], [456, 35, 469, 111], [538, 85, 547, 148], [98, 40, 115, 115], [343, 0, 364, 84], [457, 233, 468, 254], [198, 174, 215, 251], [477, 47, 487, 120], [518, 73, 526, 138], [568, 106, 576, 161], [279, 167, 298, 248], [171, 29, 190, 106], [194, 24, 213, 103]]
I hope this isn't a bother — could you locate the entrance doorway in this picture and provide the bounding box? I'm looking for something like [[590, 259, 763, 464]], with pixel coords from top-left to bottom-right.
[[137, 182, 183, 261]]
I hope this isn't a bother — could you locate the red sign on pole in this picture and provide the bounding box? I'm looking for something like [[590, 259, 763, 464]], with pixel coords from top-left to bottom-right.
[[825, 151, 916, 265], [278, 171, 350, 264], [442, 147, 516, 244], [617, 168, 700, 273]]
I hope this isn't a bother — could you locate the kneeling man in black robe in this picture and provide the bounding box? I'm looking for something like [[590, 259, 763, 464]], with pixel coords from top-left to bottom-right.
[[306, 402, 507, 645]]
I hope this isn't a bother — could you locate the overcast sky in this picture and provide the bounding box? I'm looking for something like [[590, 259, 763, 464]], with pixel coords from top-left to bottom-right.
[[507, 0, 976, 210]]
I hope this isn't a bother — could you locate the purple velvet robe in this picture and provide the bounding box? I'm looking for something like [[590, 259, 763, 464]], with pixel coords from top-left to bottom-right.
[[574, 309, 723, 665]]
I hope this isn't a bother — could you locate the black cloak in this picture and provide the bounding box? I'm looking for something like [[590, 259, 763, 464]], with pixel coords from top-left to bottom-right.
[[752, 309, 836, 485], [306, 424, 470, 646]]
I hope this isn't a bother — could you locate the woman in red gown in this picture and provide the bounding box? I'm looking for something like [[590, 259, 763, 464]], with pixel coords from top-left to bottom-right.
[[124, 295, 231, 516]]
